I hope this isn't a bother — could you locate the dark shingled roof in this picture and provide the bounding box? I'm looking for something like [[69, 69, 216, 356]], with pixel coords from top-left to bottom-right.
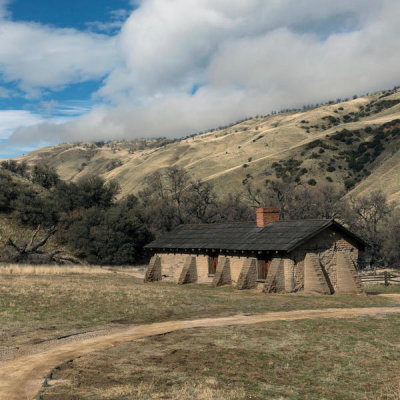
[[145, 219, 366, 252]]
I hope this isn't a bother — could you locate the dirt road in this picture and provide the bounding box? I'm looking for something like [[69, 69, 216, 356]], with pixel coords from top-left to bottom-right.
[[1, 306, 400, 400]]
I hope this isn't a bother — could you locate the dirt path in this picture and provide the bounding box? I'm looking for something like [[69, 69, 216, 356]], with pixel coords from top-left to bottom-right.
[[1, 306, 400, 400]]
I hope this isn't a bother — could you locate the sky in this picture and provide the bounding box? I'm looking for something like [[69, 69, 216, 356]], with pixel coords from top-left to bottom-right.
[[0, 0, 400, 158]]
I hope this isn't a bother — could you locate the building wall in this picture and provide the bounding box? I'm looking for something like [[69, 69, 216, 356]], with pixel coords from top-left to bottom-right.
[[196, 255, 211, 283], [228, 255, 256, 283], [155, 252, 257, 285], [157, 253, 186, 282], [289, 226, 360, 292], [156, 253, 212, 284]]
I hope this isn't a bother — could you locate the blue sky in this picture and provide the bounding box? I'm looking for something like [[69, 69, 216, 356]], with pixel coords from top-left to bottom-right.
[[8, 0, 132, 31], [0, 0, 133, 154], [0, 0, 399, 158], [0, 0, 136, 156]]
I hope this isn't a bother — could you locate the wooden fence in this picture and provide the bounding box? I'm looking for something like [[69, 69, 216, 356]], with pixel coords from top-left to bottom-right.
[[360, 270, 400, 286]]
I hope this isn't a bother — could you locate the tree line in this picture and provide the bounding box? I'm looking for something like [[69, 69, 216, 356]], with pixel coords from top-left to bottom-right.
[[141, 167, 400, 268], [0, 161, 399, 268]]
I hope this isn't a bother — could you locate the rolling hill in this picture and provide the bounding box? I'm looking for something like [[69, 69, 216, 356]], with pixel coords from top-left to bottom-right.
[[12, 88, 400, 205]]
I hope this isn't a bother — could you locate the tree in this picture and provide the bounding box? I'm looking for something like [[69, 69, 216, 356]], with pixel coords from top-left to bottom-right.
[[182, 180, 218, 223], [289, 185, 344, 220], [75, 176, 120, 209], [66, 196, 153, 265], [139, 167, 219, 233], [6, 225, 81, 264], [214, 193, 253, 222], [342, 191, 394, 267], [31, 165, 60, 189], [12, 190, 59, 227], [0, 172, 20, 212], [245, 180, 298, 220], [1, 160, 28, 177], [382, 209, 400, 268]]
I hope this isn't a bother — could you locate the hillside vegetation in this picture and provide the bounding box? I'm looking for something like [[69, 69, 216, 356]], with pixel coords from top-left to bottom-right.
[[14, 88, 400, 204], [1, 88, 400, 267], [0, 166, 152, 265]]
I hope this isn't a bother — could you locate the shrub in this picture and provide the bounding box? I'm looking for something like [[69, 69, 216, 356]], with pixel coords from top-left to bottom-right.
[[344, 179, 355, 191], [31, 165, 59, 189]]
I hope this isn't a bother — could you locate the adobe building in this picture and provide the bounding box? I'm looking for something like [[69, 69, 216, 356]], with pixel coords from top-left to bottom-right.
[[144, 208, 365, 294]]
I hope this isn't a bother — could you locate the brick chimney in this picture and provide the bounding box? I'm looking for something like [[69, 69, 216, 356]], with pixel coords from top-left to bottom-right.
[[256, 207, 280, 227]]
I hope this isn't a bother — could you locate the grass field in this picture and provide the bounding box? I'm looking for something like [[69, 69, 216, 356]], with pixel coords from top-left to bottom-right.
[[1, 268, 400, 399], [1, 269, 398, 352], [41, 316, 400, 400]]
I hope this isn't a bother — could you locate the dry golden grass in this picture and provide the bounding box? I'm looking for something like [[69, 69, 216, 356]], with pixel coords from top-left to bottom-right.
[[1, 271, 398, 354], [84, 378, 246, 400], [41, 315, 400, 400], [0, 264, 112, 275], [350, 144, 400, 203]]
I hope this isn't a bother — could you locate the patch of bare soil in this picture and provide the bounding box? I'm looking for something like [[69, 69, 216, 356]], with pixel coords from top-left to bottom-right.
[[1, 306, 400, 400]]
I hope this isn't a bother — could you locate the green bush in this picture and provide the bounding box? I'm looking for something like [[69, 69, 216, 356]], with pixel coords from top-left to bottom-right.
[[307, 179, 317, 186]]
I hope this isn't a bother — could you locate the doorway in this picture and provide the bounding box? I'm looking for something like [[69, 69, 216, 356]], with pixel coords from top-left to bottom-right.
[[257, 258, 271, 280], [209, 256, 218, 275]]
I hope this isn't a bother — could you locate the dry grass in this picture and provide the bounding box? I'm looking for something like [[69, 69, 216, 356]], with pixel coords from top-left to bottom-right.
[[1, 271, 398, 354], [1, 268, 399, 399], [81, 378, 246, 400], [41, 315, 400, 400], [0, 264, 113, 275]]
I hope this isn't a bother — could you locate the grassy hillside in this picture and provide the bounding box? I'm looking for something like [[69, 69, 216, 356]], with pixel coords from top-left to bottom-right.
[[14, 88, 400, 204]]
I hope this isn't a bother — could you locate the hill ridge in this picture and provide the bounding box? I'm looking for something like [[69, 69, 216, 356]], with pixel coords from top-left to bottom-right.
[[11, 88, 400, 205]]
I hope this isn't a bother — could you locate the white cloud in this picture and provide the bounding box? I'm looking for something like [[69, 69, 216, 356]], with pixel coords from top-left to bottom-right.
[[0, 110, 45, 139], [0, 20, 118, 95], [5, 0, 400, 148], [0, 110, 69, 158], [98, 0, 383, 101]]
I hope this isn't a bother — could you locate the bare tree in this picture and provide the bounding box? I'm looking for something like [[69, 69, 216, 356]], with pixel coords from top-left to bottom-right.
[[183, 180, 217, 223], [214, 193, 253, 222], [246, 179, 345, 221], [342, 191, 394, 267], [245, 180, 297, 219], [6, 225, 82, 264], [139, 167, 218, 232], [382, 209, 400, 268], [289, 185, 344, 220]]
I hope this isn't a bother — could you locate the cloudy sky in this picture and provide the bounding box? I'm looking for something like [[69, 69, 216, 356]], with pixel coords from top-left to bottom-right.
[[0, 0, 399, 157]]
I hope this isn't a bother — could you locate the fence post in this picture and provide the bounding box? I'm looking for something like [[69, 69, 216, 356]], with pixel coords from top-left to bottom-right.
[[384, 271, 389, 286]]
